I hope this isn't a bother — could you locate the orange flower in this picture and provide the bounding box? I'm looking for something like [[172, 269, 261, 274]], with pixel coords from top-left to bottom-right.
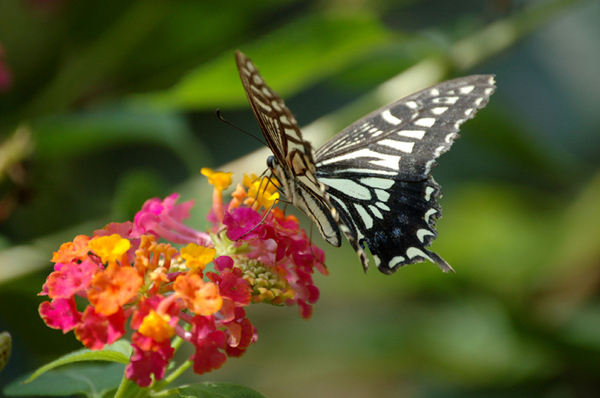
[[88, 262, 143, 316], [173, 273, 222, 316], [52, 235, 90, 263]]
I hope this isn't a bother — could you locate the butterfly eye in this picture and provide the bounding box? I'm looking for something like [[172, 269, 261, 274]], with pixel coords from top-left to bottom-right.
[[266, 155, 276, 169]]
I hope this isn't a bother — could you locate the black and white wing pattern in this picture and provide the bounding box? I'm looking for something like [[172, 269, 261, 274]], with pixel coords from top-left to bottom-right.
[[235, 51, 496, 275], [235, 51, 341, 247]]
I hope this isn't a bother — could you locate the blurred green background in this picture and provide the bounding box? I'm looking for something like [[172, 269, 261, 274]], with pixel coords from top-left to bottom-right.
[[1, 0, 600, 396]]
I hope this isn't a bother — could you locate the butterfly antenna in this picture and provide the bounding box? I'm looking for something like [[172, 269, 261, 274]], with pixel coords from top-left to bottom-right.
[[216, 109, 267, 147]]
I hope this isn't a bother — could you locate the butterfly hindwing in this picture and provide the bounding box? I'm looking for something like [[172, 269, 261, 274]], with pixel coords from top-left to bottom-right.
[[314, 75, 495, 273], [321, 174, 451, 274]]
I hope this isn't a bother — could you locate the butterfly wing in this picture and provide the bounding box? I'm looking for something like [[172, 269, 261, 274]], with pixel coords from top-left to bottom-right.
[[314, 75, 496, 273], [235, 51, 341, 247]]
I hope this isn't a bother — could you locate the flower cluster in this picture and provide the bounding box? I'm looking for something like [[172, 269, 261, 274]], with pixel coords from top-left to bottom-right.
[[39, 168, 327, 387]]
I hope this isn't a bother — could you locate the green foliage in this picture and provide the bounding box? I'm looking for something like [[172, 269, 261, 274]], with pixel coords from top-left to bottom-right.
[[5, 363, 126, 398]]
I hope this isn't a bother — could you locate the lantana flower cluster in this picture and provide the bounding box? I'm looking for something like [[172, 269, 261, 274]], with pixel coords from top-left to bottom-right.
[[38, 168, 327, 387]]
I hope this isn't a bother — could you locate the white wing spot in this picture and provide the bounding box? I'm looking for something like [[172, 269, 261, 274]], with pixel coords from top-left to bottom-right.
[[445, 133, 458, 143], [460, 85, 475, 94], [373, 255, 381, 267], [414, 118, 436, 128], [319, 178, 371, 200], [376, 201, 390, 211], [398, 130, 425, 139], [280, 115, 291, 125], [375, 189, 390, 202], [330, 168, 396, 176], [370, 153, 400, 170], [369, 205, 383, 219], [405, 101, 418, 109], [430, 88, 440, 96], [262, 87, 273, 98], [417, 229, 435, 243], [434, 145, 446, 157], [245, 61, 256, 72], [389, 256, 406, 268], [256, 101, 272, 112], [252, 75, 263, 85], [379, 139, 415, 153], [433, 96, 459, 105], [484, 88, 494, 95], [320, 148, 400, 171], [424, 208, 437, 223], [354, 204, 373, 229], [329, 195, 350, 215], [271, 101, 282, 112], [381, 110, 402, 125], [424, 186, 435, 201], [407, 247, 433, 262], [284, 128, 300, 140], [361, 177, 394, 189], [425, 159, 436, 174], [474, 98, 483, 106], [431, 107, 449, 115], [464, 108, 474, 116]]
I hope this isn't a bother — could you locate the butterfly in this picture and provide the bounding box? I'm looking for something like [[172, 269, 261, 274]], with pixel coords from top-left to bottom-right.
[[235, 51, 495, 275]]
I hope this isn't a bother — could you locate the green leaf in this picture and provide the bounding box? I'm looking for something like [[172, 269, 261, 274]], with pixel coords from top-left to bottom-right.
[[32, 109, 209, 173], [161, 382, 265, 398], [4, 362, 125, 397], [24, 340, 131, 383], [137, 12, 391, 111]]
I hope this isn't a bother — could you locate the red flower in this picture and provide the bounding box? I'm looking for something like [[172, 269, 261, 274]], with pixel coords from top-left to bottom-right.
[[74, 307, 126, 350], [190, 315, 227, 374]]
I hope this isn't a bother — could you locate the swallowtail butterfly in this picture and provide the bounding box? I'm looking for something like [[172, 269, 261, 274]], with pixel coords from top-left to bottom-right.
[[235, 51, 495, 275]]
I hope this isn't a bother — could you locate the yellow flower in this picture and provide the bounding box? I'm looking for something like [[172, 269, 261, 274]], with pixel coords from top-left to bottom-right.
[[180, 244, 216, 271], [138, 310, 175, 343], [88, 234, 131, 264], [244, 174, 279, 210], [201, 168, 233, 192]]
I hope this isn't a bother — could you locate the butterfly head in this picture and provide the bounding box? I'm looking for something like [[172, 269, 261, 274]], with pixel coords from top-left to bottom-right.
[[266, 155, 276, 170]]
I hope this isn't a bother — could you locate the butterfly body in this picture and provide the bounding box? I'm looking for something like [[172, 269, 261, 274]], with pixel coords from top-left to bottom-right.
[[235, 51, 495, 274]]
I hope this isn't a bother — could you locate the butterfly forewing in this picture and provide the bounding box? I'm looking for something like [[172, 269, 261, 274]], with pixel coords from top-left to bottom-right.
[[315, 75, 496, 181], [235, 51, 341, 247], [235, 52, 314, 172], [235, 51, 495, 274]]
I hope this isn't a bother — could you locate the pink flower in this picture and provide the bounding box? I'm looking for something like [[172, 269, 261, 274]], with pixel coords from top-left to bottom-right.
[[44, 260, 97, 299], [38, 297, 81, 332], [223, 207, 265, 241], [133, 194, 209, 245]]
